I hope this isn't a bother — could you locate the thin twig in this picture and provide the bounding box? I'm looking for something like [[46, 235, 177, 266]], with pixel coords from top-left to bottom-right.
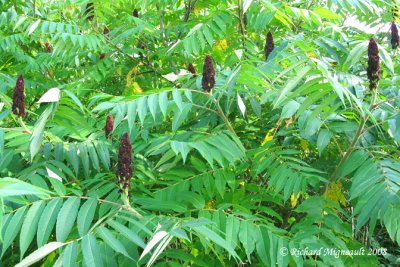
[[360, 119, 386, 136], [177, 0, 197, 39], [19, 117, 32, 135], [373, 95, 400, 109], [212, 98, 238, 137]]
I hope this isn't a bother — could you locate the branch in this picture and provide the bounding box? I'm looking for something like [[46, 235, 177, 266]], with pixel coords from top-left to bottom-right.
[[326, 90, 378, 190], [212, 98, 238, 137], [92, 27, 175, 86], [158, 3, 178, 73], [70, 195, 142, 220], [237, 0, 246, 37], [177, 0, 197, 39], [373, 95, 400, 110]]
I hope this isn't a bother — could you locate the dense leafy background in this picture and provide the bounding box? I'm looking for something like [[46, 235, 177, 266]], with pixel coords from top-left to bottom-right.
[[0, 0, 400, 266]]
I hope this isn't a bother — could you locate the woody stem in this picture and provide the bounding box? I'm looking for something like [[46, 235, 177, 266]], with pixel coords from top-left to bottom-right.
[[326, 89, 378, 191], [212, 98, 238, 137], [121, 193, 143, 220]]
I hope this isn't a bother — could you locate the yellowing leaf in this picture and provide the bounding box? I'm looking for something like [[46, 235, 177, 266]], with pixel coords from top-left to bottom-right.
[[214, 39, 228, 52], [205, 199, 215, 209], [193, 7, 200, 16], [123, 82, 143, 96], [132, 82, 143, 94], [290, 192, 301, 208], [126, 66, 140, 87], [261, 128, 275, 146], [325, 182, 346, 207], [219, 39, 228, 50], [285, 118, 293, 129], [281, 59, 290, 69], [307, 51, 316, 58], [300, 139, 309, 152]]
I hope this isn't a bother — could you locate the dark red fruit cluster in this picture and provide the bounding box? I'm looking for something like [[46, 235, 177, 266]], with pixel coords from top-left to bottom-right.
[[188, 63, 196, 74], [133, 9, 139, 18], [85, 2, 94, 21], [45, 42, 52, 53], [100, 53, 105, 60], [103, 27, 109, 35], [367, 38, 380, 90], [391, 22, 399, 49], [116, 133, 133, 195], [12, 75, 25, 117], [105, 115, 114, 137], [264, 32, 274, 60], [201, 55, 215, 93]]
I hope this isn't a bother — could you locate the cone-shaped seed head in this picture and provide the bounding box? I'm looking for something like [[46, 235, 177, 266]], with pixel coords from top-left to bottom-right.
[[117, 133, 132, 193], [103, 27, 109, 35], [105, 115, 114, 137], [12, 75, 25, 117], [201, 55, 215, 93], [264, 32, 274, 60], [367, 38, 380, 90], [133, 9, 139, 18], [188, 63, 196, 74], [45, 42, 52, 53]]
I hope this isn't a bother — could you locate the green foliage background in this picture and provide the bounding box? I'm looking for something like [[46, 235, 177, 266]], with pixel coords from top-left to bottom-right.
[[0, 0, 399, 266]]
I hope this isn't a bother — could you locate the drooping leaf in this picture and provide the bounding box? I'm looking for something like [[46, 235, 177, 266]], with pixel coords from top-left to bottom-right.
[[37, 198, 63, 247], [82, 234, 103, 267], [0, 178, 49, 198], [77, 198, 97, 236], [20, 201, 45, 258], [62, 241, 78, 267], [107, 219, 146, 248], [96, 226, 131, 258], [30, 107, 52, 161], [56, 197, 81, 242], [1, 206, 27, 257], [317, 129, 332, 155], [16, 242, 66, 267]]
